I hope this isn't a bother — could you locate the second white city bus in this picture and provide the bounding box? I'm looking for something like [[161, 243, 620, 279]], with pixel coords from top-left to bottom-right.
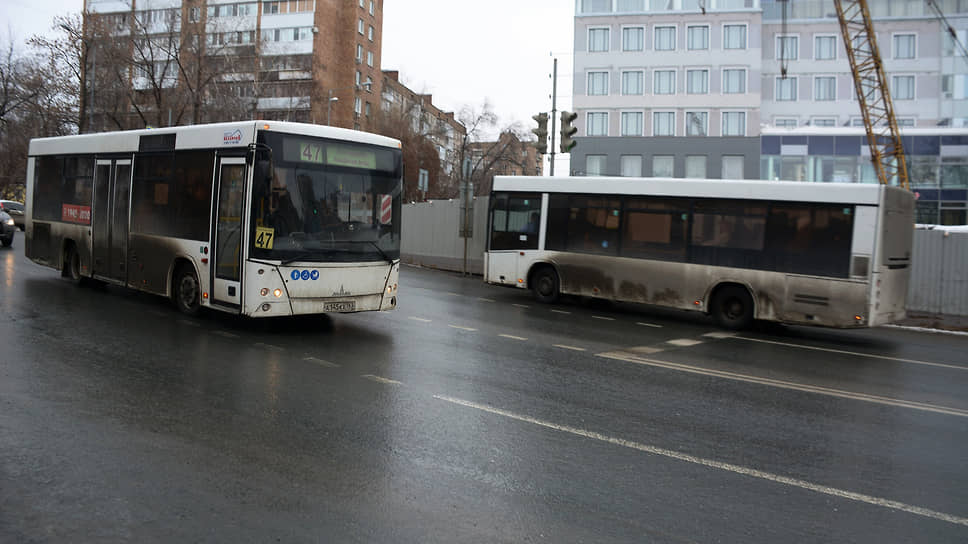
[[485, 176, 914, 329], [26, 121, 402, 317]]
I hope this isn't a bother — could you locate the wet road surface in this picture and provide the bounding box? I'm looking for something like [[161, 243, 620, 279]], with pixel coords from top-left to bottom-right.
[[2, 235, 967, 542]]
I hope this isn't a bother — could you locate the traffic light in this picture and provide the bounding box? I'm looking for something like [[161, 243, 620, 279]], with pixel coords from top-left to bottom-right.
[[531, 112, 548, 155], [560, 111, 578, 153]]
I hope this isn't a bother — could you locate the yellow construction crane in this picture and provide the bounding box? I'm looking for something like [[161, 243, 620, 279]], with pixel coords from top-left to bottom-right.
[[832, 0, 910, 190]]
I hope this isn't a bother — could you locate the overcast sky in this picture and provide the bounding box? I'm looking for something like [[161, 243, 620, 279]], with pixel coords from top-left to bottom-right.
[[3, 0, 575, 168]]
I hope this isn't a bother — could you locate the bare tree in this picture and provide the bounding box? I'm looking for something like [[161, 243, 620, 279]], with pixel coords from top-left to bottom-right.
[[448, 101, 535, 197]]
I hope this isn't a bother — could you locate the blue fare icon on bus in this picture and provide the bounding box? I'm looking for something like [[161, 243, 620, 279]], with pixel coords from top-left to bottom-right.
[[291, 270, 301, 281], [310, 270, 320, 280], [290, 269, 319, 281]]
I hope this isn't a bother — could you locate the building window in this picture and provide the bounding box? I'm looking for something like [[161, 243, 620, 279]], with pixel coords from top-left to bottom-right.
[[687, 69, 708, 94], [723, 68, 746, 93], [653, 111, 675, 136], [777, 35, 799, 60], [623, 27, 643, 51], [894, 33, 916, 59], [776, 77, 798, 101], [653, 155, 674, 177], [814, 76, 836, 101], [687, 25, 708, 50], [686, 155, 707, 178], [354, 97, 362, 115], [815, 35, 836, 60], [722, 155, 745, 179], [686, 111, 708, 136], [621, 112, 643, 136], [654, 70, 676, 95], [367, 51, 374, 67], [811, 117, 837, 127], [622, 71, 643, 95], [897, 117, 916, 127], [369, 26, 374, 41], [621, 155, 642, 177], [587, 112, 608, 136], [775, 117, 798, 128], [588, 71, 609, 95], [370, 0, 375, 15], [356, 71, 362, 86], [892, 75, 915, 99], [589, 28, 610, 52], [722, 112, 746, 136], [723, 24, 746, 49], [586, 155, 607, 175], [655, 26, 676, 51], [365, 102, 371, 117], [356, 44, 363, 61], [359, 19, 364, 34]]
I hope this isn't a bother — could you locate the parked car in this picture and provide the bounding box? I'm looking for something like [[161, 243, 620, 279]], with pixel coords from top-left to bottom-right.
[[0, 200, 24, 231], [1, 210, 15, 247]]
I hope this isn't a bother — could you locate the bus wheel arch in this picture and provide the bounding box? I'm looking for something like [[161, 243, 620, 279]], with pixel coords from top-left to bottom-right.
[[708, 282, 756, 330], [61, 240, 84, 284], [529, 263, 560, 304], [171, 259, 202, 316]]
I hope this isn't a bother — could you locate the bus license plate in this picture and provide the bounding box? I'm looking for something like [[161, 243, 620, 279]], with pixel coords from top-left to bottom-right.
[[324, 301, 355, 312]]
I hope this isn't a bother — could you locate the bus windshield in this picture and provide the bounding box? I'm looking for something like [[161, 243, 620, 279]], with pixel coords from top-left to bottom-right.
[[250, 132, 402, 263]]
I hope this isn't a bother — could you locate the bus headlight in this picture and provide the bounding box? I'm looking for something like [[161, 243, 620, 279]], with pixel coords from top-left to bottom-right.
[[273, 289, 283, 298], [260, 288, 269, 297], [3, 218, 12, 226]]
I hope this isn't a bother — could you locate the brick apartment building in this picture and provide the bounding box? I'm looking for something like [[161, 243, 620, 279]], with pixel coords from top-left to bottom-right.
[[82, 0, 384, 131]]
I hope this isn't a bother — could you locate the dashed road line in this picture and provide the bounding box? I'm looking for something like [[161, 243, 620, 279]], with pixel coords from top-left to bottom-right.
[[637, 322, 663, 328], [595, 351, 968, 418], [703, 331, 737, 339], [667, 338, 704, 347], [446, 292, 462, 297], [448, 324, 477, 332], [512, 304, 530, 309], [304, 356, 339, 368], [499, 334, 528, 341], [361, 374, 403, 386], [478, 297, 496, 302], [554, 344, 587, 352], [627, 346, 665, 355], [212, 330, 240, 339], [731, 336, 966, 371], [551, 309, 571, 315], [408, 316, 432, 323], [433, 394, 968, 528], [592, 316, 615, 321], [254, 342, 285, 352]]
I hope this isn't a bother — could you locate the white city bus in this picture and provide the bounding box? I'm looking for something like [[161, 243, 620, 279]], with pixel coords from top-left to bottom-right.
[[25, 121, 401, 317], [485, 176, 914, 329]]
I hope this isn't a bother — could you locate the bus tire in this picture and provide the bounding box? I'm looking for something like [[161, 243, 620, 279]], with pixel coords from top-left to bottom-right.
[[712, 285, 755, 330], [63, 244, 85, 285], [173, 264, 201, 316], [531, 266, 560, 304]]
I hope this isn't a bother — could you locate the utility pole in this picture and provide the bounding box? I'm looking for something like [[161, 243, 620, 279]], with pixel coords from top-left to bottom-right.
[[550, 57, 558, 176]]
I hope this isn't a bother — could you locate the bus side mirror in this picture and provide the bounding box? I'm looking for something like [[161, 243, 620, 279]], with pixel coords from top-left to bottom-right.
[[255, 159, 274, 186]]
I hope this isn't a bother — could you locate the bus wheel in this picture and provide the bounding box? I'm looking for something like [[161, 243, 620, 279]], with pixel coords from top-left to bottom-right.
[[531, 267, 560, 304], [712, 286, 754, 330], [173, 265, 201, 316], [63, 245, 84, 285]]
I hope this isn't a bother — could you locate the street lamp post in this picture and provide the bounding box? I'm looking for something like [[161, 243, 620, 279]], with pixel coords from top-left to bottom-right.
[[324, 81, 371, 127]]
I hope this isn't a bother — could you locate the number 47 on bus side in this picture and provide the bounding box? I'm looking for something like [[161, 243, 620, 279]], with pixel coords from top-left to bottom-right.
[[255, 226, 275, 249]]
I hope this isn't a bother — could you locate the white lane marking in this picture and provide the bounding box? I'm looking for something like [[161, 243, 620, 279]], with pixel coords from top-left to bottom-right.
[[628, 346, 665, 355], [551, 309, 571, 315], [732, 336, 966, 371], [254, 342, 285, 352], [213, 331, 240, 339], [447, 292, 462, 297], [883, 324, 968, 337], [499, 334, 528, 341], [303, 357, 339, 368], [512, 304, 530, 309], [433, 395, 968, 528], [596, 351, 968, 418], [703, 331, 737, 339], [448, 324, 477, 332], [592, 316, 615, 321], [637, 322, 663, 328], [361, 374, 402, 386], [408, 316, 432, 323], [667, 338, 704, 347], [478, 297, 496, 302], [554, 344, 587, 352]]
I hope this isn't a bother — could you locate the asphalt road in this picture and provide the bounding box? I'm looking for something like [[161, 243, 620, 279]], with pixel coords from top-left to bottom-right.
[[2, 231, 967, 543]]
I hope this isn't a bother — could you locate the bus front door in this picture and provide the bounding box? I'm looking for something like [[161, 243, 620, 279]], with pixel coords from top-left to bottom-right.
[[211, 158, 246, 309], [91, 159, 132, 283]]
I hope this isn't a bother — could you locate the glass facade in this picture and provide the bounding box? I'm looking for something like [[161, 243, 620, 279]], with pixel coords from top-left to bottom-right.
[[761, 132, 968, 225]]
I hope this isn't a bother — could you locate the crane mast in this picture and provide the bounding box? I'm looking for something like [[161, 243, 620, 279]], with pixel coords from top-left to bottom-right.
[[833, 0, 911, 190]]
